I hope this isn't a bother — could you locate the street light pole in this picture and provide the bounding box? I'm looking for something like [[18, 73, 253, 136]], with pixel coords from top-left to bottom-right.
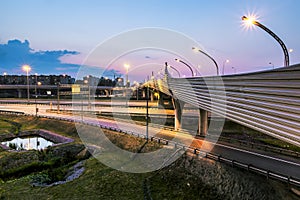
[[232, 67, 237, 74], [84, 78, 91, 109], [22, 65, 31, 103], [87, 76, 91, 109], [242, 15, 290, 67], [124, 64, 129, 87], [3, 72, 7, 84], [57, 82, 60, 113], [26, 70, 29, 102], [269, 62, 274, 69], [146, 84, 149, 141], [174, 58, 195, 77], [35, 73, 38, 117], [36, 82, 41, 117], [192, 47, 219, 75], [222, 59, 230, 75], [34, 73, 38, 97], [165, 62, 181, 77], [124, 64, 130, 107]]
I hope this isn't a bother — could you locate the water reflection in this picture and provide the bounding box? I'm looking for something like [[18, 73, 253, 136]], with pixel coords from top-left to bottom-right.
[[1, 137, 54, 150]]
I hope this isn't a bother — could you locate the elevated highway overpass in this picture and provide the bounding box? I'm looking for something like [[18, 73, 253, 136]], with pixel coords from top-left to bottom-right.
[[145, 64, 300, 147]]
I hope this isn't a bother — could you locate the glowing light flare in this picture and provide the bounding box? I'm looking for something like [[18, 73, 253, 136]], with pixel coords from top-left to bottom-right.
[[192, 47, 200, 52], [22, 64, 31, 72], [124, 63, 130, 70], [241, 13, 260, 31]]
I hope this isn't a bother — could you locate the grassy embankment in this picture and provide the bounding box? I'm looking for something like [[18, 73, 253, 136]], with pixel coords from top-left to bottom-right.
[[0, 114, 298, 199]]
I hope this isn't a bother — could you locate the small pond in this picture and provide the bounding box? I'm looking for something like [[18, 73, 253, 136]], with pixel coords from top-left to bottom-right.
[[1, 136, 54, 150]]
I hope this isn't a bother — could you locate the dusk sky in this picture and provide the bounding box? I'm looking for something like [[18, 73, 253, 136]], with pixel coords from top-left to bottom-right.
[[1, 0, 300, 82]]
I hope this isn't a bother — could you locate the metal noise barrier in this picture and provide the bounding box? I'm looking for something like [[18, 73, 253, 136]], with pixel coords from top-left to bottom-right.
[[147, 64, 300, 147]]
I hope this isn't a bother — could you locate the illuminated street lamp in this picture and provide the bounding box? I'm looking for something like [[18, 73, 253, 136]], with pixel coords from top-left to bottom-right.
[[174, 58, 195, 77], [34, 73, 38, 97], [222, 59, 230, 75], [232, 66, 237, 74], [37, 81, 42, 95], [124, 64, 130, 106], [22, 65, 31, 103], [242, 15, 290, 67], [3, 72, 7, 84], [84, 77, 91, 109], [104, 76, 108, 86], [124, 64, 130, 87], [35, 82, 42, 117], [165, 62, 181, 77], [192, 47, 219, 75]]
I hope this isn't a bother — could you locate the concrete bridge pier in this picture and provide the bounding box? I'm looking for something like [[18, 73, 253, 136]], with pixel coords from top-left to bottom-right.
[[106, 89, 113, 97], [158, 92, 164, 106], [197, 109, 208, 136], [172, 98, 185, 131], [150, 91, 154, 101], [17, 89, 23, 98]]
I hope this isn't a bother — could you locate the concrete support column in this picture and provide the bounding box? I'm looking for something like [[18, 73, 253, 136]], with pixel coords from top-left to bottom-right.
[[150, 91, 154, 101], [158, 92, 164, 107], [18, 89, 22, 98], [197, 109, 208, 136], [105, 90, 109, 97], [172, 98, 185, 131]]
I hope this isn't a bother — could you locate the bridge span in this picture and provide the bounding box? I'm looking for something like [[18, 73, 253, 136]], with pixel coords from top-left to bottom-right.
[[145, 64, 300, 147]]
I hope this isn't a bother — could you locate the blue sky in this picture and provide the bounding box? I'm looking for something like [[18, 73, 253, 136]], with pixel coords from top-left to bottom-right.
[[1, 0, 300, 81]]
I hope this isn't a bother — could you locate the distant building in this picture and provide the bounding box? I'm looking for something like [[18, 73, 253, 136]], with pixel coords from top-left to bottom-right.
[[115, 77, 124, 87], [0, 74, 74, 85], [83, 75, 100, 86]]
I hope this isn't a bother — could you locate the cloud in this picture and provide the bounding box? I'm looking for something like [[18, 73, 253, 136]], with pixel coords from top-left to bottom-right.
[[55, 66, 79, 71], [0, 39, 80, 75]]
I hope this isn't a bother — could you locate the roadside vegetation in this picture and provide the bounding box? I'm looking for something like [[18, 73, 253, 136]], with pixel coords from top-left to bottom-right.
[[0, 114, 298, 199], [96, 112, 300, 153]]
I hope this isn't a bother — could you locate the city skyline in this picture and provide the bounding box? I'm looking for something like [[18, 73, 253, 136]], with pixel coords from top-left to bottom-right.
[[1, 0, 300, 81]]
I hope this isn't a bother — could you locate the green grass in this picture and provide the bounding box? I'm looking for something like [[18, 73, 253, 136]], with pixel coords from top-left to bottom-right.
[[258, 138, 300, 152], [0, 121, 13, 134], [0, 155, 296, 200], [0, 114, 297, 199], [0, 157, 223, 199], [0, 158, 146, 199], [221, 121, 300, 153], [0, 119, 20, 134], [0, 115, 79, 141]]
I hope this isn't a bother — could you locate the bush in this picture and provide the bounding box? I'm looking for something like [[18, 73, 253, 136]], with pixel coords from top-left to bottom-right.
[[29, 173, 52, 185]]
